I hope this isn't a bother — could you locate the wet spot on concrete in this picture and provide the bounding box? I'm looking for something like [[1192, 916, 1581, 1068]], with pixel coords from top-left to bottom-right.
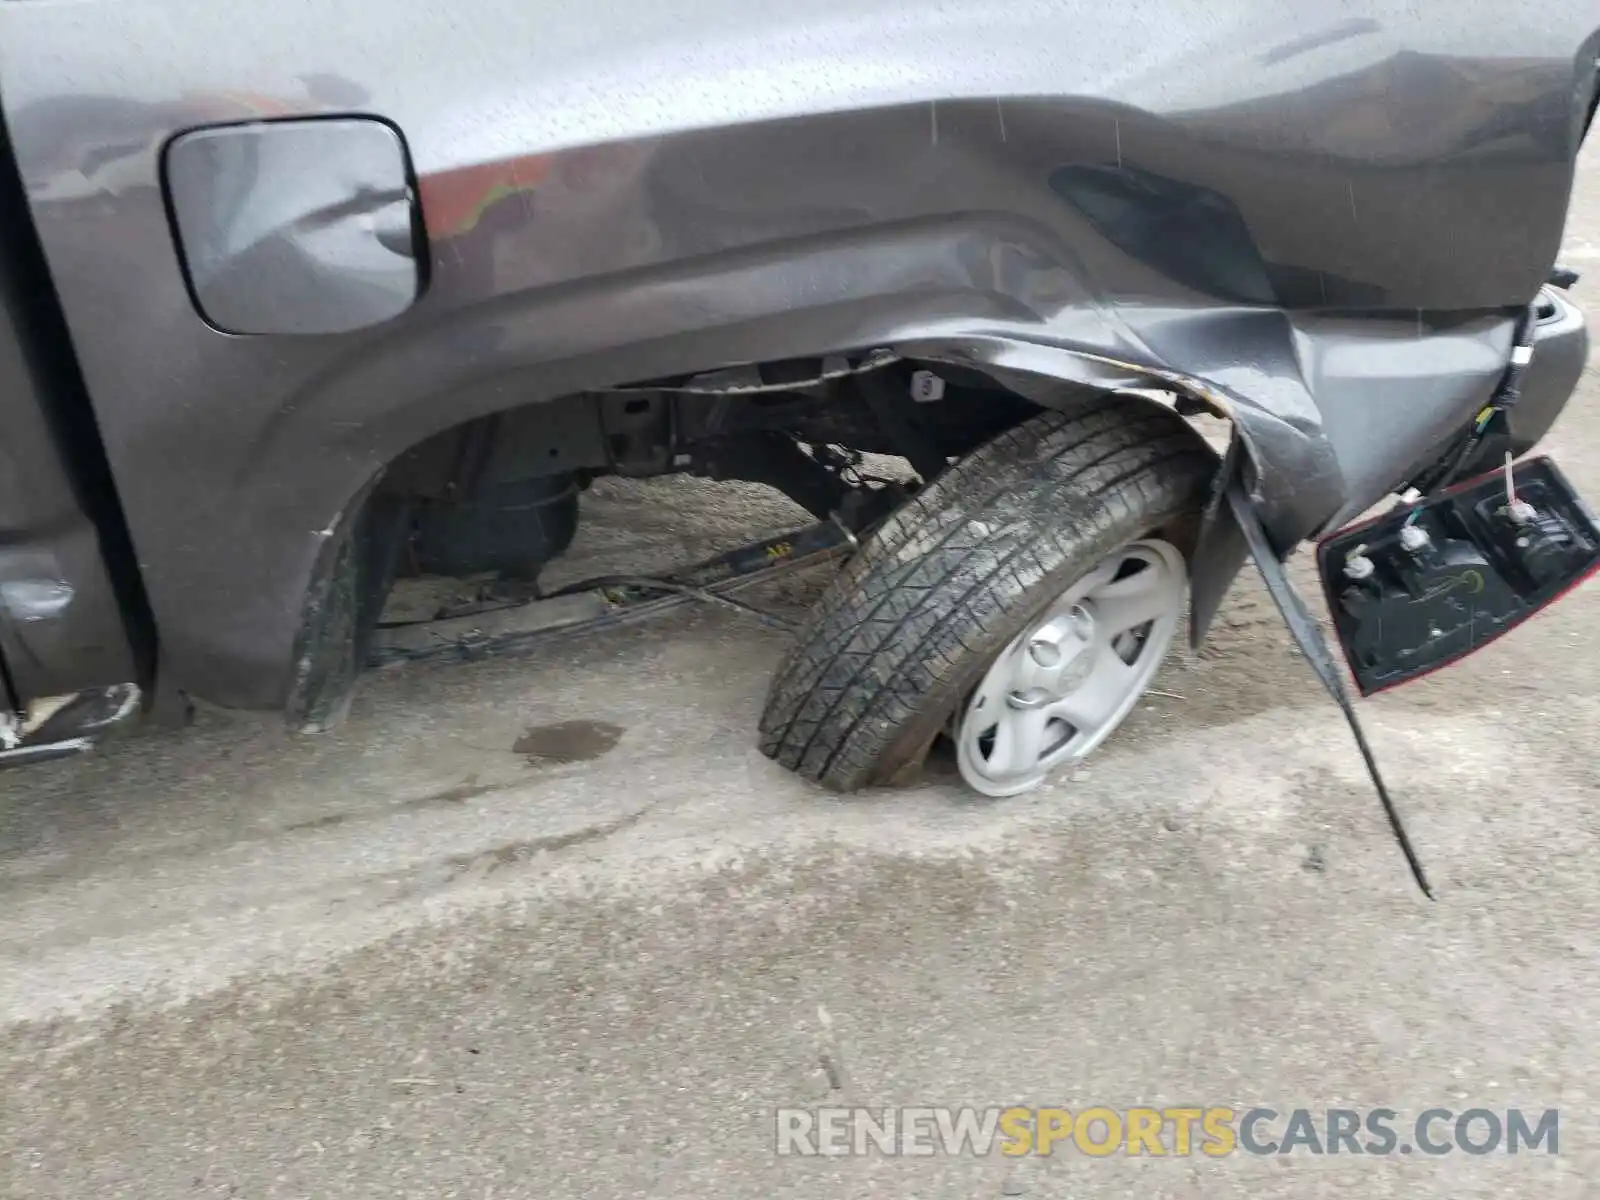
[[279, 811, 351, 835], [512, 720, 624, 766], [453, 806, 650, 876], [374, 805, 658, 899], [423, 775, 492, 806], [281, 775, 501, 834]]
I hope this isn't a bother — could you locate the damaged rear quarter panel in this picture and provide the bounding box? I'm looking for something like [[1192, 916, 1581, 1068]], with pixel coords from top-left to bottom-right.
[[0, 0, 1594, 708]]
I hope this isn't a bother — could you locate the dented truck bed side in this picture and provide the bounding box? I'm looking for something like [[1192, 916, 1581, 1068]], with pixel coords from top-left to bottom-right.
[[0, 0, 1594, 710]]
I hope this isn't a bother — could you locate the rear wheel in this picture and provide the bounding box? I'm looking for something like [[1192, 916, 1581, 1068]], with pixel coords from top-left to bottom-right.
[[758, 401, 1215, 794], [953, 536, 1186, 796]]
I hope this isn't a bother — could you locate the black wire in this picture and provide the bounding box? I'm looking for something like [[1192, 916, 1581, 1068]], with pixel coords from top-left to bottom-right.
[[1415, 419, 1493, 495], [1407, 300, 1539, 495], [378, 526, 849, 633], [546, 574, 798, 630], [375, 572, 798, 639]]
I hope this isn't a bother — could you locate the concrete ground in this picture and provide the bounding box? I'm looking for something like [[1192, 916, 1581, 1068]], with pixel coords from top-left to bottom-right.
[[5, 150, 1600, 1200]]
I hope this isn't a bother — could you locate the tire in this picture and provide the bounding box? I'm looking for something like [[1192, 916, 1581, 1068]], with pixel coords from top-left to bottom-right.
[[758, 399, 1216, 792]]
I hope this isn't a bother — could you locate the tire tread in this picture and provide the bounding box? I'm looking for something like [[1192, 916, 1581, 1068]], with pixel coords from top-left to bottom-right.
[[758, 402, 1215, 791]]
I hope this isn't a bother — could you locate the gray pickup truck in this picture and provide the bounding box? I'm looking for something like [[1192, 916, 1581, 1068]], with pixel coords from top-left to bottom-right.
[[1, 2, 1596, 803]]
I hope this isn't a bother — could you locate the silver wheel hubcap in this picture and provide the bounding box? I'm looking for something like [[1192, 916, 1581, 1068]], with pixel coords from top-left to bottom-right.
[[955, 538, 1186, 798]]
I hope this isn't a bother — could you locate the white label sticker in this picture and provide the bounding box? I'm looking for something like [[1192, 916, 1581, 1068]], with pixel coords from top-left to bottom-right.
[[910, 370, 946, 402]]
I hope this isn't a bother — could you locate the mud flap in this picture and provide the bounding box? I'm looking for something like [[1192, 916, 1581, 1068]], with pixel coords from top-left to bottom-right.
[[1317, 456, 1600, 697], [1225, 476, 1435, 899]]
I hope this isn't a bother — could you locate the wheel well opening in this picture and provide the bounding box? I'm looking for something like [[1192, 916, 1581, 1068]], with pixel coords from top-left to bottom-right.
[[290, 349, 1232, 732]]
